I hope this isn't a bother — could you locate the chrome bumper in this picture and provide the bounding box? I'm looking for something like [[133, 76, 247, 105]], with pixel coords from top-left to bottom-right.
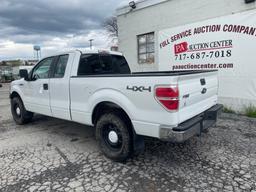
[[159, 104, 223, 143]]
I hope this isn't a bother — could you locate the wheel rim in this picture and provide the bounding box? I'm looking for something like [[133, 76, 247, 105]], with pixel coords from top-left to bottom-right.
[[14, 104, 21, 117], [102, 123, 123, 150], [108, 130, 118, 144], [16, 106, 21, 116]]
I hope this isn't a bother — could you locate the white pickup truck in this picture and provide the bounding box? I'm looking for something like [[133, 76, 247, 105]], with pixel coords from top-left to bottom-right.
[[10, 50, 222, 161]]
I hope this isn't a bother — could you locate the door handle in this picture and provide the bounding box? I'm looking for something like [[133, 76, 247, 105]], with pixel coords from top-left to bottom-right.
[[43, 83, 48, 90], [201, 88, 207, 94]]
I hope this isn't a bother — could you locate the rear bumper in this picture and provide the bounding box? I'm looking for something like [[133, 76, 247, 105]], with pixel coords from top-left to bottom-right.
[[159, 104, 223, 143]]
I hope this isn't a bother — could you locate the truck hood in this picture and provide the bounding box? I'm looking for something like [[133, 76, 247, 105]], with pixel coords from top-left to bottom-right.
[[11, 79, 24, 86]]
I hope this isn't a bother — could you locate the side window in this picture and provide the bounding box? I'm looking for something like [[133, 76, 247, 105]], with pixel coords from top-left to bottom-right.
[[53, 55, 69, 78], [78, 54, 100, 75], [78, 54, 115, 75], [112, 55, 130, 74], [99, 55, 115, 74], [32, 57, 54, 80]]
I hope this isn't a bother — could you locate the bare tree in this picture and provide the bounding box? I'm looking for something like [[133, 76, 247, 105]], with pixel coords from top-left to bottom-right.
[[102, 16, 118, 37]]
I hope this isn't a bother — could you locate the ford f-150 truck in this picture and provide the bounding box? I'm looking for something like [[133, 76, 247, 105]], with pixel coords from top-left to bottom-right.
[[10, 50, 222, 161]]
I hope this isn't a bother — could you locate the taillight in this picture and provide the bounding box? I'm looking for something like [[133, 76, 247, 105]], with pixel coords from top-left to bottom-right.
[[155, 85, 179, 111]]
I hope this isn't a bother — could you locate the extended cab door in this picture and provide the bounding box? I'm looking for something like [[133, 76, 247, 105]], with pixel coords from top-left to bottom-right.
[[49, 53, 74, 120], [24, 57, 54, 115], [70, 53, 130, 125]]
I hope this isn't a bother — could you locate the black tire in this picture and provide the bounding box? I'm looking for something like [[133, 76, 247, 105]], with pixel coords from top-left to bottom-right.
[[95, 112, 132, 162], [11, 97, 33, 125]]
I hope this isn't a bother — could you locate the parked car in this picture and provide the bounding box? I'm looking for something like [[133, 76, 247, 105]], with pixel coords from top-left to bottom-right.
[[10, 50, 222, 161]]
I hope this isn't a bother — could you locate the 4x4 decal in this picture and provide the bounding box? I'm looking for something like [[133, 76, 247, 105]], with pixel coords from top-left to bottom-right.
[[126, 86, 152, 92]]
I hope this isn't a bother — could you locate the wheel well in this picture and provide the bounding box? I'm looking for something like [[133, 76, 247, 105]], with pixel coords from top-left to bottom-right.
[[92, 102, 145, 155], [10, 91, 21, 99], [92, 102, 132, 127]]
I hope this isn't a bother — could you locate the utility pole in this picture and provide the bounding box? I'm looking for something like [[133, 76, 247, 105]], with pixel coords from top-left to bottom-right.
[[89, 39, 94, 50]]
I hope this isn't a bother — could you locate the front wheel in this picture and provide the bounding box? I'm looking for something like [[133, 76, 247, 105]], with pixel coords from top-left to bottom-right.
[[95, 112, 132, 162], [11, 97, 33, 125]]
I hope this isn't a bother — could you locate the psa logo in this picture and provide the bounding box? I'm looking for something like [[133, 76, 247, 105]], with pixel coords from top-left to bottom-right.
[[126, 86, 152, 92], [174, 42, 188, 54]]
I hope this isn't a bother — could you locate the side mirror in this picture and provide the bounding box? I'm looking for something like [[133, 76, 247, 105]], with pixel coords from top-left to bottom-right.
[[19, 69, 29, 81]]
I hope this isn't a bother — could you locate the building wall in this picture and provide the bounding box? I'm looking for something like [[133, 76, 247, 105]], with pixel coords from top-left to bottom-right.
[[117, 0, 256, 72]]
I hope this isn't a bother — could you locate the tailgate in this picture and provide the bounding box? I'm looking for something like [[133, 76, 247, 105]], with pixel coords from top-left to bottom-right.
[[178, 71, 218, 124]]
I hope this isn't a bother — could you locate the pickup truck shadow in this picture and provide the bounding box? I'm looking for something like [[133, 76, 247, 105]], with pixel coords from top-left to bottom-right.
[[24, 114, 95, 144], [27, 114, 209, 163]]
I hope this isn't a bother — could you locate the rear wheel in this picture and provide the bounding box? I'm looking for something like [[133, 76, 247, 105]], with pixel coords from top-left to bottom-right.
[[11, 97, 33, 125], [95, 112, 132, 162]]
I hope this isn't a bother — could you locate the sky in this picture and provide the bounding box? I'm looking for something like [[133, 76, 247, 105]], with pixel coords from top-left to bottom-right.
[[0, 0, 130, 61]]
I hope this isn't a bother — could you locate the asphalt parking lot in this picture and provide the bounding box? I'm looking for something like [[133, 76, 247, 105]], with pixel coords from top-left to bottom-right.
[[0, 83, 256, 192]]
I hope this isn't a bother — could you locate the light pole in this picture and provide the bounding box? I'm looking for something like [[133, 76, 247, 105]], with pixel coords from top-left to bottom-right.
[[89, 39, 94, 50]]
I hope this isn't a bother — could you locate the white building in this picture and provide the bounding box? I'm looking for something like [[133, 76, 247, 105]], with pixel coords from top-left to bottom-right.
[[117, 0, 256, 111]]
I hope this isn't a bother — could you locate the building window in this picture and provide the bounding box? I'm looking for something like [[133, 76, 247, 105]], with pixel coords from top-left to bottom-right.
[[137, 32, 155, 64]]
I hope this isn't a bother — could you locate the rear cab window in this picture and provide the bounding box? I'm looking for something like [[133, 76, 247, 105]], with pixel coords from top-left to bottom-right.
[[77, 53, 130, 76], [112, 55, 131, 74]]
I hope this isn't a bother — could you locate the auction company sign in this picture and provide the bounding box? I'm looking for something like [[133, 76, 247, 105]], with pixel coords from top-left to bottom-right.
[[158, 10, 256, 71]]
